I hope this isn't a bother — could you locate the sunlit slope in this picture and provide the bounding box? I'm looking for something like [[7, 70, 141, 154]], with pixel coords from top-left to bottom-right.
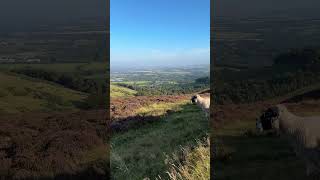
[[111, 99, 209, 179], [110, 84, 137, 98]]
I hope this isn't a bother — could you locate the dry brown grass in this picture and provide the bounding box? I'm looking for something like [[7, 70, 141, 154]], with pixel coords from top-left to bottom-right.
[[156, 138, 210, 180], [0, 110, 109, 179]]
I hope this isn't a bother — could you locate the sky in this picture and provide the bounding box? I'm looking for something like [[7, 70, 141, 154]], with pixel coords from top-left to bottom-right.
[[110, 0, 210, 68]]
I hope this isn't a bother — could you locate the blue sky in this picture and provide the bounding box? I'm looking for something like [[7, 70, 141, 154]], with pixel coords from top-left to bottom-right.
[[111, 0, 210, 68]]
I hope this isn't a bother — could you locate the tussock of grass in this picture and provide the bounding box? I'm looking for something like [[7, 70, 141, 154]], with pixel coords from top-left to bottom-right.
[[159, 138, 210, 180]]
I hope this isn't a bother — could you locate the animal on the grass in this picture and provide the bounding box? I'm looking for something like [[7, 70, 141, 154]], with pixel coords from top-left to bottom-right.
[[191, 94, 210, 117], [257, 104, 320, 176]]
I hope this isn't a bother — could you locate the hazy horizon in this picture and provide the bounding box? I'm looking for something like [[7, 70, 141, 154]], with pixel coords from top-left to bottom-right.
[[111, 62, 210, 72]]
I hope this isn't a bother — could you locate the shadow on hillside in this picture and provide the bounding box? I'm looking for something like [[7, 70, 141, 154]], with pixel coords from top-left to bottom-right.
[[110, 115, 162, 133], [110, 103, 203, 133]]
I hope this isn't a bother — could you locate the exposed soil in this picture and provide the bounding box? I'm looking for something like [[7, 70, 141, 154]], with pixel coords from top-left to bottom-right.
[[0, 110, 109, 179]]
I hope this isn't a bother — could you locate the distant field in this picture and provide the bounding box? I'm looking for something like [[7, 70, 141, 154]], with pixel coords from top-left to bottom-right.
[[111, 66, 209, 96], [110, 84, 137, 98], [0, 72, 86, 113], [113, 81, 151, 86]]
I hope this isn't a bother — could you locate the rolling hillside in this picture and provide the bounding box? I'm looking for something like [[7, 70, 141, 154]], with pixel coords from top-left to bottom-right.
[[0, 72, 86, 113], [0, 67, 109, 179], [110, 84, 137, 98]]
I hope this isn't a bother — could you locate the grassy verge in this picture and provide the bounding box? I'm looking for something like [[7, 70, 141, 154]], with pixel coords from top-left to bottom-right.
[[111, 101, 208, 179]]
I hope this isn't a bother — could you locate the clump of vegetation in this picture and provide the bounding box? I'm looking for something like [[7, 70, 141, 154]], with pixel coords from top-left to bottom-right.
[[160, 138, 210, 180]]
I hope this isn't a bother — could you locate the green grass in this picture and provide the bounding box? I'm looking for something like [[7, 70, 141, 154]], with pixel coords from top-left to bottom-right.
[[213, 119, 311, 180], [163, 138, 210, 180], [0, 72, 86, 113], [110, 84, 137, 98], [111, 101, 209, 180]]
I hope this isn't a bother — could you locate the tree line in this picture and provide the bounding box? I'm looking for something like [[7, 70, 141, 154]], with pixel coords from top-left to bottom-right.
[[214, 48, 320, 104]]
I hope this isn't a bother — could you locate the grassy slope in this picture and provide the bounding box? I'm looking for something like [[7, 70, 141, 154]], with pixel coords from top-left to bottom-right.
[[0, 72, 86, 113], [110, 84, 137, 98], [0, 62, 108, 81], [213, 92, 320, 180], [111, 100, 209, 180]]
